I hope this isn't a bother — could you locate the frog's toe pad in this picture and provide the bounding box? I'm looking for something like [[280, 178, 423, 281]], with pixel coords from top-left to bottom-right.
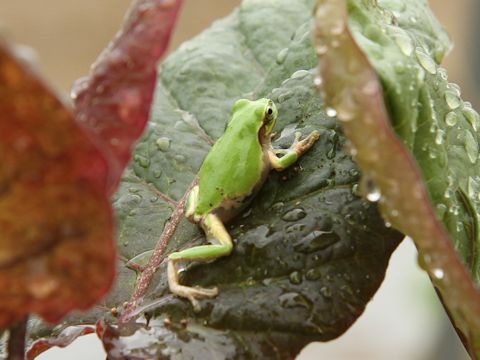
[[186, 286, 218, 312]]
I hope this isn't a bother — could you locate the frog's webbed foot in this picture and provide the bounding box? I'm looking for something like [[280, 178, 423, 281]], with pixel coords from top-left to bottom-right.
[[292, 130, 320, 154], [168, 260, 218, 312], [167, 213, 232, 312], [269, 130, 320, 171]]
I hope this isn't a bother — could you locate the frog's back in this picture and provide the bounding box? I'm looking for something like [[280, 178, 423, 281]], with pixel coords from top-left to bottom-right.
[[195, 99, 267, 216]]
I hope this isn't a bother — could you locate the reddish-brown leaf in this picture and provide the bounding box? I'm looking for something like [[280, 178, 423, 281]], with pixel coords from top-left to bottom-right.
[[0, 44, 115, 327], [72, 0, 183, 194], [26, 325, 95, 360]]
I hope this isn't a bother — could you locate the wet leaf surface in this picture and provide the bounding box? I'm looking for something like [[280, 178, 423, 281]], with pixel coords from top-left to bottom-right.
[[95, 0, 401, 358], [313, 0, 480, 355], [25, 0, 404, 358]]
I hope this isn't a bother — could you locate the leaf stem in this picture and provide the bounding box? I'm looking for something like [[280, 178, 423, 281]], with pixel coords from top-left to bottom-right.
[[119, 179, 197, 324], [7, 317, 27, 360]]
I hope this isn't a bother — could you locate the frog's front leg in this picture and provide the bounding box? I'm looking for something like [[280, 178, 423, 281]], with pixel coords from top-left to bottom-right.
[[168, 187, 233, 311], [268, 130, 320, 171]]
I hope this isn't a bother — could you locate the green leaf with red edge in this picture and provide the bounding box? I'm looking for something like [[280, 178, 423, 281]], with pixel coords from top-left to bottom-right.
[[313, 0, 480, 356], [0, 44, 114, 326], [26, 325, 94, 360]]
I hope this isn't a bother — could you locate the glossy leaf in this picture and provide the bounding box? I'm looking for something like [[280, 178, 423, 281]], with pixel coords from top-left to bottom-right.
[[98, 0, 401, 358], [27, 0, 403, 358], [313, 0, 480, 356]]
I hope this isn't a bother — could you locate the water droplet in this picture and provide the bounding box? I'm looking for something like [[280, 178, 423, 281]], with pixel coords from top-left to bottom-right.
[[134, 155, 150, 168], [437, 67, 448, 80], [279, 292, 309, 309], [468, 176, 480, 200], [456, 221, 463, 233], [445, 111, 458, 127], [276, 48, 289, 64], [391, 27, 413, 56], [436, 203, 447, 220], [326, 146, 336, 159], [465, 130, 478, 164], [449, 204, 460, 216], [174, 154, 186, 163], [326, 107, 337, 117], [417, 69, 425, 84], [282, 208, 306, 222], [320, 286, 332, 298], [367, 188, 381, 202], [289, 271, 302, 285], [433, 268, 444, 280], [435, 129, 444, 145], [447, 83, 461, 96], [330, 19, 345, 35], [444, 187, 453, 199], [305, 268, 322, 280], [271, 202, 285, 211], [293, 231, 340, 253], [394, 61, 405, 74], [463, 107, 479, 131], [415, 47, 436, 74], [445, 91, 461, 110], [156, 137, 170, 151], [352, 183, 360, 196], [316, 44, 329, 55], [285, 223, 306, 233], [291, 69, 309, 80]]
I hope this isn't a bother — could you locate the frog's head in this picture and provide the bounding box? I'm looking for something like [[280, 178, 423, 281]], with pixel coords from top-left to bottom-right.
[[261, 99, 278, 136]]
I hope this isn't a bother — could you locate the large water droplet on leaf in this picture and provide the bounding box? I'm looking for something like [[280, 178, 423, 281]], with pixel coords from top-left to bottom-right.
[[415, 47, 436, 75], [445, 111, 458, 127], [282, 208, 306, 222], [445, 91, 461, 110], [156, 137, 171, 151], [464, 130, 478, 164], [390, 27, 413, 56], [276, 48, 289, 65], [463, 106, 480, 131]]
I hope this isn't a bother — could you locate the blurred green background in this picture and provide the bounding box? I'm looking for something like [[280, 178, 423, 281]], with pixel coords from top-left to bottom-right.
[[0, 0, 477, 359]]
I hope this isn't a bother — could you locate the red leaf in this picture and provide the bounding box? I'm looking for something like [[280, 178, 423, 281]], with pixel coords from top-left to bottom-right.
[[0, 44, 115, 326], [0, 0, 182, 329], [26, 325, 95, 360], [72, 0, 183, 194]]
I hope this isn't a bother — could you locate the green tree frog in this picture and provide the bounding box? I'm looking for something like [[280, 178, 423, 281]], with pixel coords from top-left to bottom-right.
[[168, 98, 320, 311]]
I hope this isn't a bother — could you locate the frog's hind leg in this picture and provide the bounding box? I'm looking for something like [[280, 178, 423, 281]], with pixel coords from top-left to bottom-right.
[[185, 185, 199, 222], [168, 213, 233, 312]]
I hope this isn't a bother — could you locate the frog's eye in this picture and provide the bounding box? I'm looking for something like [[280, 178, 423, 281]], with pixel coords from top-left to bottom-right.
[[267, 108, 273, 115]]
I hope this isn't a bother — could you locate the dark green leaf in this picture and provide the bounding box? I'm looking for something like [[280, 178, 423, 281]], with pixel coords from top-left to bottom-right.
[[102, 0, 401, 358], [30, 1, 402, 358]]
